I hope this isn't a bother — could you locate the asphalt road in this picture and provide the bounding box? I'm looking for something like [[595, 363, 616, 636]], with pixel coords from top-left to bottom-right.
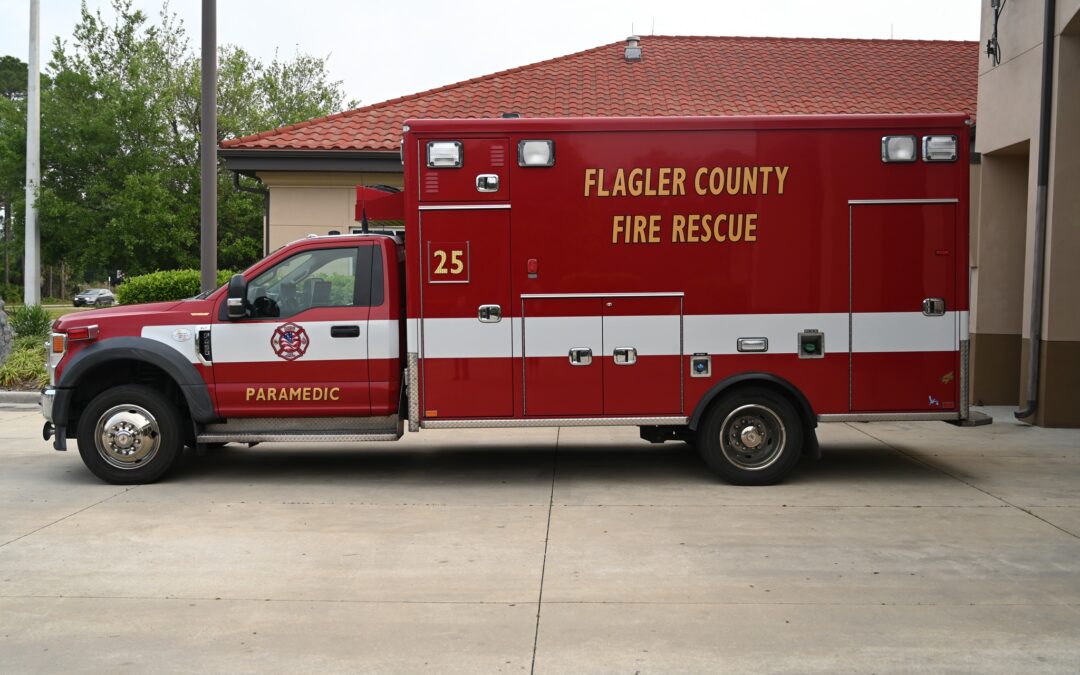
[[1, 405, 1078, 673]]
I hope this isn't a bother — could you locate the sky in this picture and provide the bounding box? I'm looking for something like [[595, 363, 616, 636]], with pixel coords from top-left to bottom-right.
[[1, 0, 982, 107]]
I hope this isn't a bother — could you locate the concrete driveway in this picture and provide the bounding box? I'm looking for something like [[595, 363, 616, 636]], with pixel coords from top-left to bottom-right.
[[1, 405, 1078, 673]]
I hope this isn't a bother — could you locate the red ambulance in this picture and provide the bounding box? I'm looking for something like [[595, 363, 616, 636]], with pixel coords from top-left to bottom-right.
[[41, 114, 980, 485]]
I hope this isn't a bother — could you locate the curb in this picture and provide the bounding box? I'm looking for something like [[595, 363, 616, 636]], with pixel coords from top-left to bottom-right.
[[0, 391, 40, 404]]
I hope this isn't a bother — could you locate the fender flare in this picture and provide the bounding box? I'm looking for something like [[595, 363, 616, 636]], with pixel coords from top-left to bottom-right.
[[53, 336, 217, 426], [687, 372, 817, 431]]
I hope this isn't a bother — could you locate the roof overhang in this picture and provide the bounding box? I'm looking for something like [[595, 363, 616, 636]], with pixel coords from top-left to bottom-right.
[[220, 148, 402, 176]]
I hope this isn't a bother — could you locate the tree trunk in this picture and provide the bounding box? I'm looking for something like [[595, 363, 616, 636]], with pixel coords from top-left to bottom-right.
[[2, 197, 8, 287]]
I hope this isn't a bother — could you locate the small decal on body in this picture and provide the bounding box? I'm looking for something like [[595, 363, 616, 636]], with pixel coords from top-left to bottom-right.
[[271, 322, 310, 361]]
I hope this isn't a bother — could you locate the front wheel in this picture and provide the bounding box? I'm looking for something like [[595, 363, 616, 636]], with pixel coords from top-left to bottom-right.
[[77, 385, 184, 484], [696, 387, 803, 485]]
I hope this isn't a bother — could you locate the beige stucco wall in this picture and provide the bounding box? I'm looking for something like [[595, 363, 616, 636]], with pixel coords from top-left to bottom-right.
[[976, 0, 1080, 341], [257, 171, 404, 251], [974, 0, 1080, 425]]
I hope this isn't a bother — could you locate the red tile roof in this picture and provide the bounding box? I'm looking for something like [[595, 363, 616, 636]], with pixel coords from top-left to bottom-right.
[[221, 35, 978, 152]]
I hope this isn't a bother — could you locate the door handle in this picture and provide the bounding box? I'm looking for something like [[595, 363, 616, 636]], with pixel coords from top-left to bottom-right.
[[613, 347, 637, 365], [568, 348, 593, 366], [478, 304, 502, 323], [330, 325, 361, 338], [922, 298, 946, 316]]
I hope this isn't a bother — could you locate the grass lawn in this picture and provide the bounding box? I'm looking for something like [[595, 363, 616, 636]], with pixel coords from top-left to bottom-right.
[[5, 305, 96, 320]]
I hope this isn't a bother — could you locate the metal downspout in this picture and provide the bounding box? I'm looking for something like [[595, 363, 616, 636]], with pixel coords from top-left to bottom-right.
[[1016, 0, 1056, 421]]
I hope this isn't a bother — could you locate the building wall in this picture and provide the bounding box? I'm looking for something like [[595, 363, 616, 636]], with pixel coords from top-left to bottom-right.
[[257, 172, 404, 251], [975, 0, 1080, 425]]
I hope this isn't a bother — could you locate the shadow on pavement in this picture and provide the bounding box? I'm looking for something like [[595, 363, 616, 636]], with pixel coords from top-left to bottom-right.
[[114, 441, 925, 487]]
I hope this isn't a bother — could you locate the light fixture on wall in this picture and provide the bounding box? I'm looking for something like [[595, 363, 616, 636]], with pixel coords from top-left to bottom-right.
[[986, 0, 1007, 66]]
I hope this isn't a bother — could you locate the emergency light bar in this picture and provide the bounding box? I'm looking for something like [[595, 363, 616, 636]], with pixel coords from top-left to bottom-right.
[[426, 141, 462, 168], [518, 140, 555, 167], [881, 136, 917, 163], [922, 135, 958, 162]]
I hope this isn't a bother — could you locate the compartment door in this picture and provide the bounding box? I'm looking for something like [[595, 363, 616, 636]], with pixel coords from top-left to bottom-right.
[[602, 296, 683, 415], [523, 298, 603, 416], [420, 209, 513, 418], [851, 202, 958, 412]]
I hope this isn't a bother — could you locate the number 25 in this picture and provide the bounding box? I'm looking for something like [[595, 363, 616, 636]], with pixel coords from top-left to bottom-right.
[[433, 249, 464, 275]]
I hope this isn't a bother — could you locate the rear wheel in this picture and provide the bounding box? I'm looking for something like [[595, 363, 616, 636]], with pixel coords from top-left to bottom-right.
[[77, 385, 184, 484], [697, 387, 803, 485]]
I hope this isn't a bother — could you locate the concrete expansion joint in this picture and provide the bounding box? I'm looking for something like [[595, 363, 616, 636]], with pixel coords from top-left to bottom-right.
[[2, 594, 1075, 610], [0, 486, 135, 549], [531, 427, 559, 675]]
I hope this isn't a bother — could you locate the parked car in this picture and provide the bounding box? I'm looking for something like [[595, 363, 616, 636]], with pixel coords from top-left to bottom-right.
[[73, 288, 116, 307]]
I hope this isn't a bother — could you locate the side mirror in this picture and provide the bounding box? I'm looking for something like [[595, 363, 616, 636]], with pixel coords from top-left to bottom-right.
[[226, 274, 247, 320]]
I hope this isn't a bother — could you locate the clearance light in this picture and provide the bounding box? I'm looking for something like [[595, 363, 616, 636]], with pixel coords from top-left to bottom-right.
[[66, 325, 99, 342], [426, 141, 462, 168], [50, 333, 66, 354], [922, 135, 958, 162], [518, 140, 555, 167], [881, 136, 917, 163]]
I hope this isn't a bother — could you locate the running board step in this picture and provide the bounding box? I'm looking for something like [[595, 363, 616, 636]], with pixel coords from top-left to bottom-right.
[[198, 415, 403, 444]]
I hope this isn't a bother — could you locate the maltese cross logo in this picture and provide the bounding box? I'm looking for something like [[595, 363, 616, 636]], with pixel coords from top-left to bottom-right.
[[270, 322, 310, 361]]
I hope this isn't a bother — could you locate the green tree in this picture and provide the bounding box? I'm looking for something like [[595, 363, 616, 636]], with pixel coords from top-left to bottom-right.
[[0, 56, 28, 101], [0, 0, 353, 287], [0, 56, 31, 290]]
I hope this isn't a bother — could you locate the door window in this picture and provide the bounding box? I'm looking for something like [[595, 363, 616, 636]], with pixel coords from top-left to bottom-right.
[[245, 247, 358, 319]]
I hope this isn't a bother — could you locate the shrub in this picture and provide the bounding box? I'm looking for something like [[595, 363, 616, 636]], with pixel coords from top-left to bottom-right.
[[0, 283, 22, 304], [116, 269, 235, 305], [0, 338, 47, 389], [10, 304, 53, 339]]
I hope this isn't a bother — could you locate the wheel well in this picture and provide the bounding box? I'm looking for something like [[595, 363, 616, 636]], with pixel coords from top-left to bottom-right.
[[68, 359, 190, 435], [690, 375, 817, 439]]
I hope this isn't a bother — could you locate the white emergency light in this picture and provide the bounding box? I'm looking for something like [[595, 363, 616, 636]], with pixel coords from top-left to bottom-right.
[[881, 136, 917, 163], [426, 141, 463, 168], [518, 140, 555, 167], [922, 135, 958, 162]]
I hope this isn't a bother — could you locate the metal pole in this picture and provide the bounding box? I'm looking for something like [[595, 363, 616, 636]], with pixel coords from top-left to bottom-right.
[[24, 0, 40, 306], [199, 0, 217, 293]]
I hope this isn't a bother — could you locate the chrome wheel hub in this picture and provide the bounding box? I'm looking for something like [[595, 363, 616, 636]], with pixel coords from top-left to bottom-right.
[[720, 404, 786, 471], [739, 425, 763, 448], [95, 405, 160, 469]]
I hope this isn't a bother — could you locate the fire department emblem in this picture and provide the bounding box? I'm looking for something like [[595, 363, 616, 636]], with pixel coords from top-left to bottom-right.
[[270, 322, 310, 361]]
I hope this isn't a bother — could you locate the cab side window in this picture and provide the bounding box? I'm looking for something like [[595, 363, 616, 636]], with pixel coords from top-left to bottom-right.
[[246, 247, 360, 319]]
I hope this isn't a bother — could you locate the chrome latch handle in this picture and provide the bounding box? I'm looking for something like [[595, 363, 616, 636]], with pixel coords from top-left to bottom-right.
[[478, 304, 502, 323], [613, 347, 637, 365], [568, 348, 593, 366], [476, 174, 500, 192], [922, 298, 946, 316]]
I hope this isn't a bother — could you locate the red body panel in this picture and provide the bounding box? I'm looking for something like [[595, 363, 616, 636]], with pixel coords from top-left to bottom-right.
[[418, 208, 514, 418], [404, 115, 971, 422], [523, 297, 604, 416]]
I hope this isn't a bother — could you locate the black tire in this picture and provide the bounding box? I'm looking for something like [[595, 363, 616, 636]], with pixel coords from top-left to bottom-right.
[[77, 384, 185, 484], [696, 386, 804, 485]]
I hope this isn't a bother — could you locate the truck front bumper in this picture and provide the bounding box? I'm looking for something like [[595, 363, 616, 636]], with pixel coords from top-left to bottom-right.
[[41, 388, 55, 421], [40, 388, 69, 451]]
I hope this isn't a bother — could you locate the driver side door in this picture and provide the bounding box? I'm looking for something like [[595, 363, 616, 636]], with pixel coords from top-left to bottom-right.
[[212, 244, 374, 417]]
